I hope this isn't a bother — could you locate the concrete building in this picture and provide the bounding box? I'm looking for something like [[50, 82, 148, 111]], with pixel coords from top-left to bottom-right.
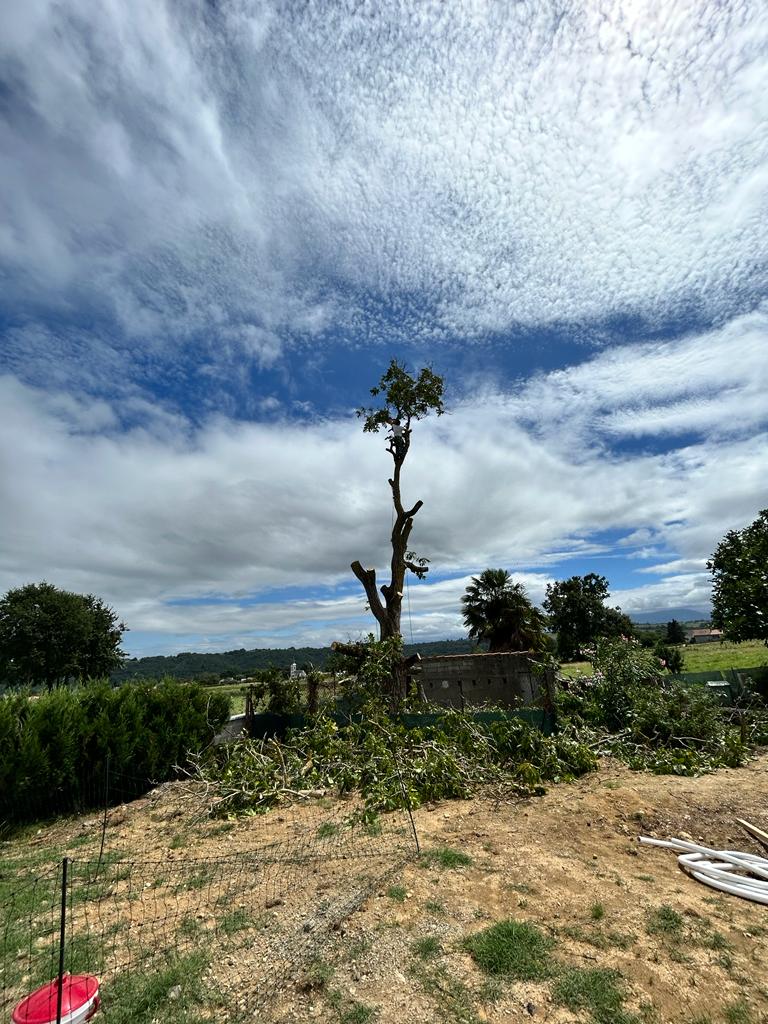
[[415, 651, 554, 709]]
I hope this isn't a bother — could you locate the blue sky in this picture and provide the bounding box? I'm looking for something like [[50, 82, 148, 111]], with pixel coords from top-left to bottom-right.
[[1, 1, 767, 656]]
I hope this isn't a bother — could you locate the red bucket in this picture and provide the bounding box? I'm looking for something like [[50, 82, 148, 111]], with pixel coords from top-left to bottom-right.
[[12, 974, 100, 1024]]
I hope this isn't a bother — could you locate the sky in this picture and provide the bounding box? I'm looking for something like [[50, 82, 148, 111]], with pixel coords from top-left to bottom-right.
[[1, 0, 767, 657]]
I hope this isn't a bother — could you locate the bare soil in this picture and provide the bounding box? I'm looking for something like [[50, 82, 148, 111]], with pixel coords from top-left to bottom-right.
[[5, 756, 768, 1023], [277, 754, 768, 1024]]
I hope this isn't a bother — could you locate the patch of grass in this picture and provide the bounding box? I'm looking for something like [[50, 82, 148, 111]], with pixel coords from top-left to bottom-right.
[[705, 930, 731, 951], [646, 904, 684, 937], [327, 990, 378, 1024], [178, 915, 201, 938], [463, 919, 555, 980], [723, 1000, 752, 1024], [477, 977, 504, 1005], [561, 924, 634, 951], [421, 847, 473, 870], [317, 821, 339, 839], [300, 957, 335, 990], [506, 882, 537, 895], [553, 967, 639, 1024], [590, 902, 605, 921], [412, 936, 441, 959], [342, 1004, 377, 1024], [169, 832, 188, 849], [219, 907, 254, 935], [410, 962, 480, 1024], [387, 885, 407, 902], [343, 936, 373, 961], [101, 951, 209, 1023], [425, 899, 447, 915], [178, 867, 214, 892]]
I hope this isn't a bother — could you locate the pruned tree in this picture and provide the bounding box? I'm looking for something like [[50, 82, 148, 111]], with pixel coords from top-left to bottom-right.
[[351, 359, 445, 641]]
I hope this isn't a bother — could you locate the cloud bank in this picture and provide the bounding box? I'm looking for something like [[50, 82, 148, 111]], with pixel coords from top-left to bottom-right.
[[2, 0, 767, 385], [2, 308, 765, 652]]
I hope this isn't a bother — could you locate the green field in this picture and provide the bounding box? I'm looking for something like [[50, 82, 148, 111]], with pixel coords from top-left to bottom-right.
[[561, 639, 767, 679]]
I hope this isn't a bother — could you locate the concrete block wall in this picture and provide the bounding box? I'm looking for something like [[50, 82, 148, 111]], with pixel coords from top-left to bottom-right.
[[417, 652, 552, 709]]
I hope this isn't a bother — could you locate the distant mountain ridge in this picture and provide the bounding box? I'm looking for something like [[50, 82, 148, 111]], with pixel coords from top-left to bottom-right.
[[628, 608, 711, 625], [112, 638, 476, 682], [114, 611, 712, 681]]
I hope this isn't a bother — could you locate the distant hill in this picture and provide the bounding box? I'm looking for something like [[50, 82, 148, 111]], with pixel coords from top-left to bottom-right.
[[111, 638, 477, 682], [629, 608, 710, 625]]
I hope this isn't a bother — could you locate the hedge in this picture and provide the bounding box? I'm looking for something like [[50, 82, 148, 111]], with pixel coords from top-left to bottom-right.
[[0, 679, 230, 823]]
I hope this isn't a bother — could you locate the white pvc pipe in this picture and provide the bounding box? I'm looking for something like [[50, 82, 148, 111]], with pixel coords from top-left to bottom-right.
[[639, 836, 768, 904]]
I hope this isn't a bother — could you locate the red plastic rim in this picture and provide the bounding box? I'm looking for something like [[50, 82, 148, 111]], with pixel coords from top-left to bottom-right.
[[12, 974, 100, 1024]]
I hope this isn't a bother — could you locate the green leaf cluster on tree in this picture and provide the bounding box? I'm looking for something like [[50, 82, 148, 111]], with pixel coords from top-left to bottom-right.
[[708, 509, 768, 645], [542, 574, 633, 662], [461, 569, 548, 654], [0, 582, 127, 689]]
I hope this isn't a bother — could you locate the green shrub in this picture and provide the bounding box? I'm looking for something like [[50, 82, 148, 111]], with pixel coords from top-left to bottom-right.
[[0, 679, 229, 823], [558, 637, 750, 775]]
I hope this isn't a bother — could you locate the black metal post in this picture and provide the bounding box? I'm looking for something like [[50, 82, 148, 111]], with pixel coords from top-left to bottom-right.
[[56, 857, 68, 1024], [96, 753, 109, 877], [392, 755, 420, 856]]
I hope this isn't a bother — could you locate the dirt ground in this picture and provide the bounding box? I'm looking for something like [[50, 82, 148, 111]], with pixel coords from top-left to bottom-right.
[[5, 755, 768, 1023], [274, 754, 768, 1024]]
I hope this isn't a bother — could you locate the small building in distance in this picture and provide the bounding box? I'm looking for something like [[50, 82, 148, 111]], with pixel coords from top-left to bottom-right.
[[685, 628, 725, 644], [415, 651, 554, 710]]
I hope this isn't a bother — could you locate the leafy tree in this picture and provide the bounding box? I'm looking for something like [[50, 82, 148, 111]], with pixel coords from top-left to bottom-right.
[[665, 619, 686, 645], [461, 569, 548, 654], [352, 359, 445, 640], [708, 509, 768, 645], [543, 574, 632, 662], [654, 640, 684, 674], [0, 581, 127, 689]]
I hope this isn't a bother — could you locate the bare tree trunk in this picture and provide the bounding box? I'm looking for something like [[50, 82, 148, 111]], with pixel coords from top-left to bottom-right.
[[350, 433, 425, 642]]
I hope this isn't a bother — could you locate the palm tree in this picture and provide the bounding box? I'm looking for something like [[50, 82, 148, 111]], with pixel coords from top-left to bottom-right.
[[461, 569, 547, 654]]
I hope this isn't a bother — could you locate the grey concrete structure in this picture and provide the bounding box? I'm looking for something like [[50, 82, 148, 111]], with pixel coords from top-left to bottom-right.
[[416, 652, 553, 709]]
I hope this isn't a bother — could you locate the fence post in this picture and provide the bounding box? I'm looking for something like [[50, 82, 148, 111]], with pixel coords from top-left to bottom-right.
[[56, 857, 69, 1024]]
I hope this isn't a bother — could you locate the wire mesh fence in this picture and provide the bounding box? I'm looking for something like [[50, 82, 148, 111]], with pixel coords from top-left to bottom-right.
[[2, 767, 418, 1021]]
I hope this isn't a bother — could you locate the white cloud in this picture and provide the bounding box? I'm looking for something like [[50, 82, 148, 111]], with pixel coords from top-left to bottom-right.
[[1, 0, 766, 368], [2, 363, 766, 653], [506, 306, 768, 442]]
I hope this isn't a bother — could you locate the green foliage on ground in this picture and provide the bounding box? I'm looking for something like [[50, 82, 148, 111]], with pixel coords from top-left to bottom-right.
[[0, 679, 230, 823], [102, 951, 211, 1023], [558, 637, 758, 775], [552, 967, 639, 1024], [189, 696, 598, 815], [420, 847, 473, 869]]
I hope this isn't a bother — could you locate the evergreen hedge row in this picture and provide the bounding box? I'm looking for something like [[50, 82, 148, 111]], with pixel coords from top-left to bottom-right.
[[0, 679, 230, 823]]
